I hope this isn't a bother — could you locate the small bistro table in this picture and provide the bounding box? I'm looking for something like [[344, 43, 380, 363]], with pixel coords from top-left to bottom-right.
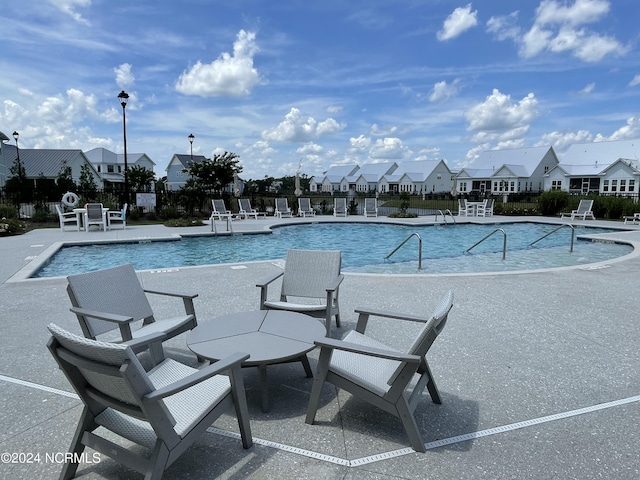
[[187, 310, 326, 412]]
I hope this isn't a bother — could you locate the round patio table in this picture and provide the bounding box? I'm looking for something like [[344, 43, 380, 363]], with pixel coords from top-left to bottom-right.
[[187, 310, 326, 412]]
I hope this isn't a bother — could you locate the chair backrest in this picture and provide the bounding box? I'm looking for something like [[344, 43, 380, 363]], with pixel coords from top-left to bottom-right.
[[486, 199, 494, 208], [67, 264, 155, 338], [281, 249, 341, 299], [276, 198, 289, 212], [55, 204, 65, 217], [387, 291, 454, 386], [212, 199, 227, 213], [47, 323, 174, 427], [239, 198, 252, 212], [334, 198, 346, 213], [577, 199, 593, 213], [365, 198, 376, 211], [298, 198, 311, 211], [86, 203, 103, 221], [458, 199, 466, 208], [121, 203, 128, 219]]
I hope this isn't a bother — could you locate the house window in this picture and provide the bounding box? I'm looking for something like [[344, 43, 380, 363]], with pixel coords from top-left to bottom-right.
[[551, 180, 562, 190], [436, 173, 442, 179], [620, 179, 627, 192], [118, 166, 122, 173], [107, 165, 114, 173], [629, 179, 636, 192], [603, 180, 609, 192], [544, 165, 549, 173], [97, 165, 101, 173], [611, 179, 618, 192], [510, 181, 515, 192]]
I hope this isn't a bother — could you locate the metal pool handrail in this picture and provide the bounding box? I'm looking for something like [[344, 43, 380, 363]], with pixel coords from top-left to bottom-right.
[[435, 209, 456, 224], [529, 224, 575, 252], [386, 232, 423, 269], [466, 228, 507, 260]]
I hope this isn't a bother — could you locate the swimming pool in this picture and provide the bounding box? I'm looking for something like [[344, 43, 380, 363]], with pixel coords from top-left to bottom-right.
[[32, 222, 633, 277]]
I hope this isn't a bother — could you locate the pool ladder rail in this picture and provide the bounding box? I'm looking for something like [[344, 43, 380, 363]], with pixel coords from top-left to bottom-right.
[[529, 223, 575, 252], [435, 209, 456, 224], [386, 232, 423, 270], [466, 228, 507, 260]]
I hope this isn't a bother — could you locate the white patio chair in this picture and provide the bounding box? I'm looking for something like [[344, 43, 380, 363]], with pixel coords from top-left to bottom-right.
[[364, 198, 378, 217], [238, 198, 259, 219], [257, 249, 343, 336], [476, 198, 494, 217], [334, 198, 347, 217], [275, 198, 292, 218], [107, 202, 127, 229], [66, 263, 199, 365], [457, 198, 473, 216], [47, 323, 252, 480], [211, 199, 233, 220], [55, 204, 80, 231], [84, 203, 107, 231], [306, 291, 454, 452], [561, 199, 595, 220], [298, 198, 315, 217]]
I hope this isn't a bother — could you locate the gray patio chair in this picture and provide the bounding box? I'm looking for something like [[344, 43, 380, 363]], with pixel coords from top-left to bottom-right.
[[364, 197, 378, 217], [55, 204, 79, 231], [211, 199, 233, 221], [561, 199, 595, 220], [107, 202, 127, 229], [84, 202, 107, 231], [47, 323, 252, 480], [297, 197, 315, 217], [274, 198, 292, 218], [67, 263, 198, 365], [257, 249, 343, 336], [305, 290, 454, 452], [333, 197, 347, 217], [238, 198, 259, 219]]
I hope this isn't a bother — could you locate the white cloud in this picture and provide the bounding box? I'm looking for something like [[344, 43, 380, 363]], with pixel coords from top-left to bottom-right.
[[629, 75, 640, 87], [48, 0, 91, 24], [580, 82, 595, 94], [296, 142, 323, 154], [535, 0, 610, 27], [537, 130, 593, 152], [429, 79, 461, 102], [369, 137, 411, 160], [349, 135, 371, 152], [114, 63, 135, 90], [437, 4, 478, 41], [465, 89, 539, 143], [608, 115, 640, 141], [262, 108, 345, 142], [175, 30, 261, 97], [486, 12, 521, 41], [370, 124, 398, 136], [327, 105, 343, 114]]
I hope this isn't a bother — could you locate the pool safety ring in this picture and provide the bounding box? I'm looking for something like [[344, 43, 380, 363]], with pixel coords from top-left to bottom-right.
[[61, 192, 79, 208]]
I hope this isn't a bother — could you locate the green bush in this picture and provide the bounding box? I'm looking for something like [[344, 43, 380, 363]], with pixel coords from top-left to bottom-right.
[[163, 218, 204, 227], [0, 218, 26, 236], [537, 191, 569, 216], [0, 205, 18, 219]]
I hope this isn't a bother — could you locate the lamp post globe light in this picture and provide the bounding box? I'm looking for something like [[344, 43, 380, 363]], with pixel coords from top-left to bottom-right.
[[118, 90, 129, 205]]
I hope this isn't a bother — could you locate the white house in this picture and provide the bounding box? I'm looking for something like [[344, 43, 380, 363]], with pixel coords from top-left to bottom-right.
[[456, 146, 559, 194], [310, 164, 359, 192], [380, 160, 453, 194], [85, 148, 156, 190], [544, 138, 640, 195]]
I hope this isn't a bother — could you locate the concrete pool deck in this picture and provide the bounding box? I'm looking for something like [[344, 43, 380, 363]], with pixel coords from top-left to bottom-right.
[[2, 215, 640, 479]]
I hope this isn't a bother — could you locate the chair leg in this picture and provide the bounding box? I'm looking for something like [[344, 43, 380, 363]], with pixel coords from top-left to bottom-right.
[[305, 348, 331, 424], [396, 399, 426, 453], [422, 361, 442, 404], [229, 364, 253, 449], [59, 406, 95, 480], [146, 442, 170, 480]]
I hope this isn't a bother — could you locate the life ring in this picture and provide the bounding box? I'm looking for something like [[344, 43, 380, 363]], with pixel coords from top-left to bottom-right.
[[61, 192, 80, 208]]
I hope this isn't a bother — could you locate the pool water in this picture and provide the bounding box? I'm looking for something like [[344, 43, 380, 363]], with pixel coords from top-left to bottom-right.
[[33, 222, 632, 277]]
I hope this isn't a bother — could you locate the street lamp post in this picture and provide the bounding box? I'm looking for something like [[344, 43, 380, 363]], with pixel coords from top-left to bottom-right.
[[118, 90, 130, 205], [188, 133, 195, 160]]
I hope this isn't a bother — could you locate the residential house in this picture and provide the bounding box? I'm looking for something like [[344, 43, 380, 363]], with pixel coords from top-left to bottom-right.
[[344, 162, 398, 193], [0, 131, 11, 188], [380, 160, 453, 194], [165, 153, 207, 191], [456, 146, 559, 194], [85, 148, 156, 191], [544, 139, 640, 195], [309, 164, 359, 192]]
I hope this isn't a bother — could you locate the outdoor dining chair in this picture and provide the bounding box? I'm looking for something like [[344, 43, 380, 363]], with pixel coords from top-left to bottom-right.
[[55, 204, 79, 231], [47, 323, 252, 480], [84, 202, 107, 231], [107, 202, 127, 229], [306, 291, 454, 452], [66, 263, 199, 365]]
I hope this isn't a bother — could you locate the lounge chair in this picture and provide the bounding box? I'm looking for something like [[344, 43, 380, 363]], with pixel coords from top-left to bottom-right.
[[107, 202, 127, 229], [84, 203, 107, 231], [298, 198, 315, 217], [561, 199, 595, 220], [211, 199, 233, 220], [305, 291, 454, 452], [275, 198, 292, 218], [47, 323, 252, 480], [623, 213, 640, 225], [257, 249, 343, 336], [476, 198, 494, 217], [55, 204, 79, 231], [364, 197, 378, 217], [238, 198, 259, 219], [334, 197, 347, 217], [66, 263, 199, 365]]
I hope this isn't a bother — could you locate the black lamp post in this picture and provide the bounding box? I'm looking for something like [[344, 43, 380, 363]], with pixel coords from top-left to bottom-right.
[[188, 133, 195, 160], [118, 90, 129, 205]]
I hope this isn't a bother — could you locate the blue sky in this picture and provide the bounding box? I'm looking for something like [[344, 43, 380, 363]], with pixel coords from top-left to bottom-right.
[[2, 0, 639, 179]]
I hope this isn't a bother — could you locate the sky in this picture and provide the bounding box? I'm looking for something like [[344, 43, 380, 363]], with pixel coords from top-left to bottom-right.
[[2, 0, 640, 180]]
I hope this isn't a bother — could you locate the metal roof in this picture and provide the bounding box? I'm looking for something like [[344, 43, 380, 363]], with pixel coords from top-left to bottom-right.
[[9, 149, 91, 178], [470, 146, 553, 173], [559, 138, 640, 165]]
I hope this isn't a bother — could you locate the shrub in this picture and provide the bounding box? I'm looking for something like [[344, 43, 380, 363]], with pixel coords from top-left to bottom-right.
[[537, 191, 569, 216], [163, 218, 204, 227], [0, 218, 27, 236], [0, 205, 18, 219]]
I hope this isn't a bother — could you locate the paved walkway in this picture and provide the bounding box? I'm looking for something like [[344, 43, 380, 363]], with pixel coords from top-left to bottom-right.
[[2, 215, 640, 479]]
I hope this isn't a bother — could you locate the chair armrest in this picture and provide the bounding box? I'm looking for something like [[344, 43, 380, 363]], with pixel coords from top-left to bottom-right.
[[325, 274, 344, 293], [354, 306, 428, 323], [122, 331, 168, 350], [143, 289, 198, 300], [314, 338, 420, 363], [145, 352, 250, 400], [69, 306, 134, 324], [256, 271, 284, 288]]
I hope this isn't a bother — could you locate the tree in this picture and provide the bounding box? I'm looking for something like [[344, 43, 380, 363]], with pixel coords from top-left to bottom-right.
[[78, 163, 98, 200], [128, 165, 156, 192], [56, 161, 76, 196], [183, 151, 242, 194], [4, 154, 30, 205]]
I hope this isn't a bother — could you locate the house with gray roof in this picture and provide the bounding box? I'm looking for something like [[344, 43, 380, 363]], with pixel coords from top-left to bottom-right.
[[344, 162, 398, 193], [165, 153, 208, 191], [544, 139, 640, 195], [456, 146, 558, 194], [380, 160, 453, 194], [309, 164, 359, 193], [85, 148, 156, 191]]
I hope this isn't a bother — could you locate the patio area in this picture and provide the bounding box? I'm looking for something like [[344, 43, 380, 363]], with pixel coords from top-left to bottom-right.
[[2, 215, 640, 479]]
